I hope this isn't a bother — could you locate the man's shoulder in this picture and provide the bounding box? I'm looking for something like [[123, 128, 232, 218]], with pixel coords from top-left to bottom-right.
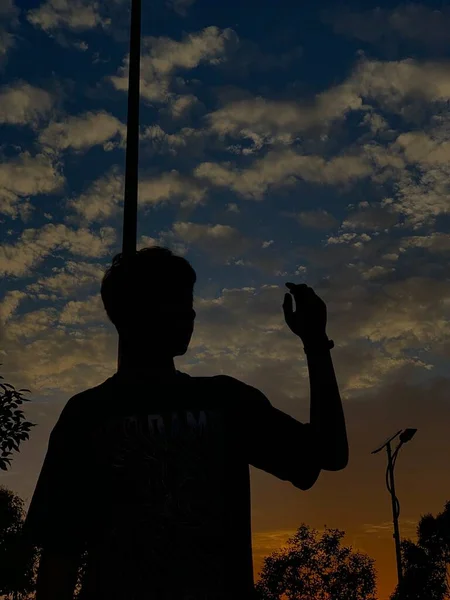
[[56, 376, 116, 423]]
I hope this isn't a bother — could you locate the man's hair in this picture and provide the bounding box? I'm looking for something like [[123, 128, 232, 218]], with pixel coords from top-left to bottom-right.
[[101, 246, 196, 330]]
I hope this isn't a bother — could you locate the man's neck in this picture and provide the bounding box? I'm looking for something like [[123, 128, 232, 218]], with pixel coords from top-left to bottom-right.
[[117, 354, 177, 378]]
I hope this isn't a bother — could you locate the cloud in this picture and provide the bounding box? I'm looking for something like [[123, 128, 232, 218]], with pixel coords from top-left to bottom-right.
[[0, 81, 54, 126], [0, 82, 55, 128], [391, 166, 450, 228], [395, 131, 450, 166], [39, 111, 126, 152], [349, 129, 450, 228], [0, 289, 27, 323], [207, 58, 450, 150], [26, 261, 105, 297], [27, 0, 106, 33], [289, 210, 339, 230], [206, 94, 361, 145], [167, 94, 201, 119], [66, 168, 206, 225], [65, 168, 123, 224], [195, 150, 371, 199], [0, 224, 116, 277], [139, 171, 206, 208], [326, 4, 450, 52], [168, 222, 253, 261], [160, 222, 299, 276], [180, 278, 439, 397], [352, 58, 450, 113], [400, 233, 450, 254], [0, 0, 19, 66], [0, 152, 64, 219], [58, 294, 104, 325], [341, 202, 399, 232], [110, 26, 238, 103], [140, 124, 206, 157]]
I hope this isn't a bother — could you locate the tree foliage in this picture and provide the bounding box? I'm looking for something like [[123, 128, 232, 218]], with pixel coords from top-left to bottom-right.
[[390, 500, 450, 600], [255, 523, 378, 600], [0, 485, 39, 599], [0, 364, 36, 471]]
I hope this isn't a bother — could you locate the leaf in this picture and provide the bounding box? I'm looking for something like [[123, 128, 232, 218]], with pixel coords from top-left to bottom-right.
[[18, 388, 31, 393]]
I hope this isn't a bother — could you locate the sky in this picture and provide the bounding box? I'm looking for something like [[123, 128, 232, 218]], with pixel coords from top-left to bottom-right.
[[1, 0, 450, 597]]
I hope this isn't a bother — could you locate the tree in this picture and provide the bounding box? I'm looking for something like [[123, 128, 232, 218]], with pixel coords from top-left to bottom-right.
[[255, 523, 378, 600], [0, 485, 39, 599], [0, 483, 90, 600], [390, 500, 450, 600], [0, 364, 36, 471]]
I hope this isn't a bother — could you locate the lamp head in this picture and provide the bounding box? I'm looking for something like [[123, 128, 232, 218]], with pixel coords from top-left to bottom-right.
[[399, 428, 417, 444]]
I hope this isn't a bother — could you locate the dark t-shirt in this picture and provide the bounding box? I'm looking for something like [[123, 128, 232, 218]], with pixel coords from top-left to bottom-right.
[[23, 370, 318, 599]]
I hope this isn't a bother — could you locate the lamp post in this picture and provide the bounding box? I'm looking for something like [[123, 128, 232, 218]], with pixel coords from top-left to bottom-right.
[[117, 0, 142, 370], [372, 428, 417, 592]]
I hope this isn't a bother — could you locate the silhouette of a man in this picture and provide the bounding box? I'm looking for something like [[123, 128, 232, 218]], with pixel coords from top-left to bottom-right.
[[24, 246, 348, 600]]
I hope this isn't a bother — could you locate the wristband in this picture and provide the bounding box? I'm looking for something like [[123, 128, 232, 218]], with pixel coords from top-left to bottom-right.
[[303, 338, 335, 353]]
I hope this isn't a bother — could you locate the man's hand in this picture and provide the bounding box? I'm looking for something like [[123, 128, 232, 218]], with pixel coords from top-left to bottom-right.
[[282, 282, 328, 345]]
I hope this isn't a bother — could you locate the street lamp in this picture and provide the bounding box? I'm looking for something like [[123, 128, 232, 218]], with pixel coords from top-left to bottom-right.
[[117, 0, 142, 370], [371, 428, 417, 590]]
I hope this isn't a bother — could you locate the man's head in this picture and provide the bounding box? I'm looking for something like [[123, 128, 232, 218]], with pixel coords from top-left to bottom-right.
[[101, 246, 197, 357]]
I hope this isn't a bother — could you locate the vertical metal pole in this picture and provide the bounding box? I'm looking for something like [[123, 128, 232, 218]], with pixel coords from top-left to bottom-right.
[[118, 0, 142, 371], [387, 441, 403, 590]]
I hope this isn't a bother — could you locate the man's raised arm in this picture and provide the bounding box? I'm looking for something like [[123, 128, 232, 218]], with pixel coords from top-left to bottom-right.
[[283, 282, 349, 472]]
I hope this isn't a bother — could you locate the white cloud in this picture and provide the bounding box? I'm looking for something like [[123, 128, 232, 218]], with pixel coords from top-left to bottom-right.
[[0, 224, 116, 277], [26, 261, 105, 297], [395, 131, 450, 165], [0, 289, 27, 323], [195, 150, 371, 199], [207, 58, 450, 149], [0, 152, 64, 219], [352, 58, 450, 111], [39, 111, 126, 152], [0, 81, 54, 126], [67, 168, 206, 225], [110, 26, 238, 103], [292, 209, 339, 230], [400, 233, 450, 253], [27, 0, 105, 32], [206, 84, 363, 145], [341, 203, 399, 231], [65, 168, 123, 224], [168, 94, 201, 119], [140, 124, 205, 156], [361, 112, 388, 133], [58, 294, 104, 325], [392, 166, 450, 228], [139, 171, 206, 207], [158, 221, 253, 264]]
